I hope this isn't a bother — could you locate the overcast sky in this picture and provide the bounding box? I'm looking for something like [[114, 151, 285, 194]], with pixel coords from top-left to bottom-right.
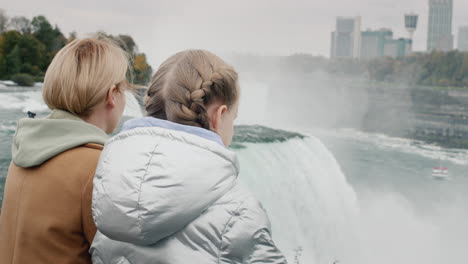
[[3, 0, 468, 67]]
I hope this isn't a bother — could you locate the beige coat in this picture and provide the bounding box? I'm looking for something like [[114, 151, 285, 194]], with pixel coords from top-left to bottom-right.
[[0, 110, 108, 264]]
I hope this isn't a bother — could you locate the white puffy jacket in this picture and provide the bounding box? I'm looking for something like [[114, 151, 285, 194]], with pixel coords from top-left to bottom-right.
[[90, 117, 287, 264]]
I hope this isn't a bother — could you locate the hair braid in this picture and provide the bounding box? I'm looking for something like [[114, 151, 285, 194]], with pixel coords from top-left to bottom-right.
[[145, 50, 239, 130]]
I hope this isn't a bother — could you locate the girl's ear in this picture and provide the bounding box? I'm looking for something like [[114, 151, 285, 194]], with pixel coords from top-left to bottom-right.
[[210, 104, 228, 132]]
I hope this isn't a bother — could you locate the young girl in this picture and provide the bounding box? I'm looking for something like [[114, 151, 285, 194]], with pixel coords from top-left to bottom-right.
[[91, 50, 287, 263], [0, 37, 129, 264]]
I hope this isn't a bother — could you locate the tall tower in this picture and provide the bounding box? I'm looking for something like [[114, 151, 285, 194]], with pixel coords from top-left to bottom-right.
[[405, 13, 419, 40], [427, 0, 453, 51], [405, 13, 418, 53]]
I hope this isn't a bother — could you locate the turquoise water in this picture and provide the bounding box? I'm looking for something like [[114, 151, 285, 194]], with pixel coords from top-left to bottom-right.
[[317, 129, 468, 212]]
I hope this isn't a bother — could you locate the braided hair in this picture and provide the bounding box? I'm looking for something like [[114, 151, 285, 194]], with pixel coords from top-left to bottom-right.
[[145, 50, 238, 129]]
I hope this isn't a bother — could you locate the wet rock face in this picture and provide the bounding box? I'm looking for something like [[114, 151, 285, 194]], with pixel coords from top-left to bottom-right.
[[231, 125, 305, 149]]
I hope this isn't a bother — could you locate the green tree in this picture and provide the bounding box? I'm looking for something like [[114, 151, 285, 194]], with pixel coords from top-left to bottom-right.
[[0, 16, 153, 83], [0, 31, 21, 78], [31, 16, 65, 53], [9, 16, 31, 34], [0, 30, 21, 54], [117, 34, 137, 55], [16, 34, 46, 74], [0, 9, 8, 34], [31, 16, 55, 51], [0, 54, 6, 78], [96, 32, 152, 84], [5, 44, 21, 76], [0, 33, 5, 78], [0, 30, 46, 77], [50, 25, 66, 52], [31, 16, 66, 71], [133, 53, 152, 85]]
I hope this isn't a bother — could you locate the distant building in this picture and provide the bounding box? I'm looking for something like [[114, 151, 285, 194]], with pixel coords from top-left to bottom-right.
[[331, 16, 361, 58], [360, 29, 393, 59], [332, 16, 413, 59], [359, 29, 411, 59], [427, 0, 453, 51], [458, 27, 468, 51], [383, 38, 412, 58]]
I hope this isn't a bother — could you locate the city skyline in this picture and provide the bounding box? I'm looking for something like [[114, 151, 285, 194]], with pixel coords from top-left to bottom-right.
[[1, 0, 468, 67], [331, 18, 412, 60]]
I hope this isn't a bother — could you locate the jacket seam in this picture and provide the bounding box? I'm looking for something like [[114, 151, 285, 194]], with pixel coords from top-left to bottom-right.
[[216, 201, 246, 264], [10, 166, 27, 263], [83, 143, 104, 150], [81, 149, 101, 244], [135, 143, 159, 240], [80, 170, 87, 236]]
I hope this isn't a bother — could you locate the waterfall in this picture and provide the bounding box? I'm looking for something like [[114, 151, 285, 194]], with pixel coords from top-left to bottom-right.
[[233, 127, 360, 264]]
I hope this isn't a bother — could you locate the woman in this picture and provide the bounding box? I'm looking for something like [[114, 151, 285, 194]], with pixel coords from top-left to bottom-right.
[[91, 50, 287, 263], [0, 37, 130, 264]]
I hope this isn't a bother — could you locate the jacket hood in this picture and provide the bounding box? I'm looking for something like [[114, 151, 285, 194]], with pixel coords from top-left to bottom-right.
[[12, 109, 108, 168], [92, 118, 239, 246]]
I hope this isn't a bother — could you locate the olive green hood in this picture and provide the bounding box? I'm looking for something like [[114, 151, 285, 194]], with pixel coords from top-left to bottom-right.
[[12, 109, 108, 168]]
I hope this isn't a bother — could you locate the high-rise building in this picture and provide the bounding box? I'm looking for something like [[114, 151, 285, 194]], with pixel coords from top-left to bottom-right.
[[458, 27, 468, 51], [360, 29, 393, 59], [330, 16, 361, 58], [427, 0, 453, 51]]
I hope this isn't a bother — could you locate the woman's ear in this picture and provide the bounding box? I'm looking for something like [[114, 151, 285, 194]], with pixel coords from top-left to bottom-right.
[[106, 85, 118, 109], [209, 104, 228, 132]]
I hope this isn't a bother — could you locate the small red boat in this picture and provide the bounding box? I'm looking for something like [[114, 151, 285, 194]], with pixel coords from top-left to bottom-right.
[[432, 167, 449, 180]]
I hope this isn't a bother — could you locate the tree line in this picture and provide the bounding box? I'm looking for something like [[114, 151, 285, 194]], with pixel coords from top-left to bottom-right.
[[0, 9, 152, 86], [232, 51, 468, 88]]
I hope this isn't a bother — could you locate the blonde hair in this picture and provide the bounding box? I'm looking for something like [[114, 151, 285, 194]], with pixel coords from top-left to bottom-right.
[[145, 50, 238, 129], [43, 37, 130, 116]]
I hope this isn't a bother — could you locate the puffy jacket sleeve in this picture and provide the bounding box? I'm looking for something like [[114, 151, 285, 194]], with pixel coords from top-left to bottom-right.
[[220, 196, 288, 264], [246, 229, 287, 264]]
